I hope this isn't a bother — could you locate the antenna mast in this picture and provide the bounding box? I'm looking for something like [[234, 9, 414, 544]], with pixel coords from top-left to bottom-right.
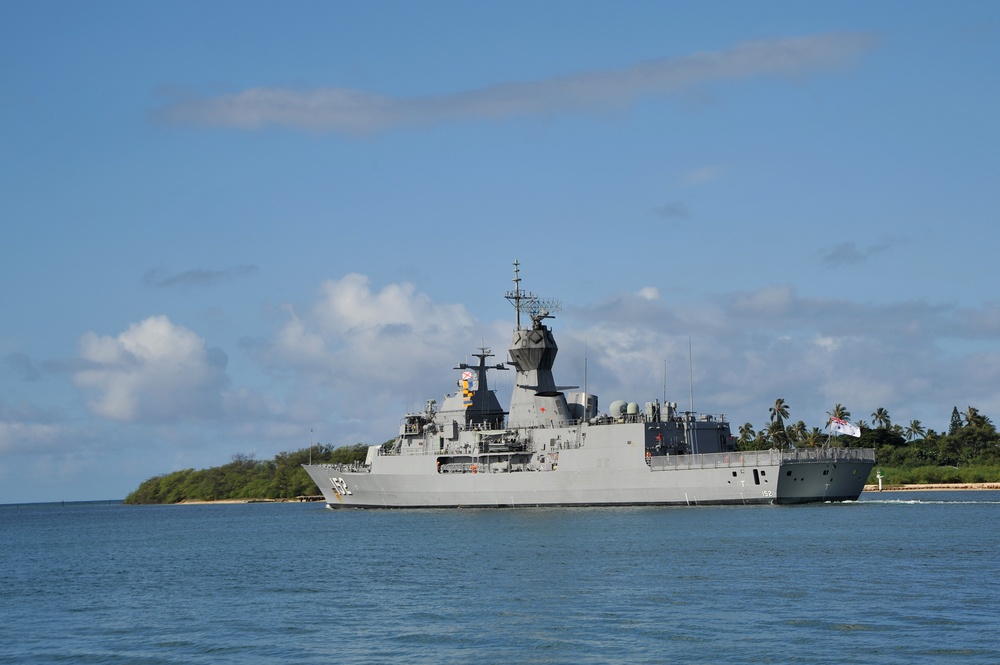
[[663, 358, 667, 408], [508, 260, 523, 329], [504, 259, 561, 329], [688, 337, 695, 413]]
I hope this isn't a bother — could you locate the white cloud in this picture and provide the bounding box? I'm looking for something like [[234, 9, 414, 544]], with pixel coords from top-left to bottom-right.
[[0, 421, 63, 455], [283, 274, 476, 375], [311, 273, 471, 336], [153, 33, 877, 133], [812, 335, 842, 352], [261, 274, 480, 433], [637, 286, 660, 301], [73, 316, 230, 423], [733, 285, 796, 315]]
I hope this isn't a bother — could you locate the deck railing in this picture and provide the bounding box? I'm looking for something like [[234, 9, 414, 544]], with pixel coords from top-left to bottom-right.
[[308, 462, 368, 473], [781, 447, 876, 463], [650, 447, 875, 471]]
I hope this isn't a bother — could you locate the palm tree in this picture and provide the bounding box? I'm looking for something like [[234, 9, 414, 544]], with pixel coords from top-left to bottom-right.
[[765, 420, 786, 448], [871, 407, 891, 430], [904, 419, 926, 441], [802, 427, 823, 447], [738, 423, 756, 447], [789, 420, 807, 443], [963, 406, 979, 426], [768, 398, 790, 448], [769, 398, 790, 423], [768, 398, 789, 425], [826, 403, 850, 427], [962, 406, 991, 428]]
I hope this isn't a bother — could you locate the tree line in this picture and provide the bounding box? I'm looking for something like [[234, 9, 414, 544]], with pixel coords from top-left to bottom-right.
[[123, 443, 372, 504], [736, 400, 1000, 483]]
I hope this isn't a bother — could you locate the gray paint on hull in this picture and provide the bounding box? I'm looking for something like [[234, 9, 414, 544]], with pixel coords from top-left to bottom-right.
[[304, 453, 874, 509]]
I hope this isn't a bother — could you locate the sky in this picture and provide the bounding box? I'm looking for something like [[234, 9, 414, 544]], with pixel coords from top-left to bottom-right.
[[2, 1, 999, 503]]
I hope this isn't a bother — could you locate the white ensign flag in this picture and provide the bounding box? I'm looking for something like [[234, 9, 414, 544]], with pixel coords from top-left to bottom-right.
[[830, 417, 861, 438]]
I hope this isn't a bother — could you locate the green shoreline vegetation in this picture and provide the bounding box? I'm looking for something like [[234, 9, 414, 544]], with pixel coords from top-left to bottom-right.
[[737, 401, 1000, 485], [123, 443, 373, 505], [125, 403, 1000, 504]]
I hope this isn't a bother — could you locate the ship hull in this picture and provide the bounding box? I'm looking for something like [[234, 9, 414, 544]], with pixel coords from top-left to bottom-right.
[[304, 449, 874, 508]]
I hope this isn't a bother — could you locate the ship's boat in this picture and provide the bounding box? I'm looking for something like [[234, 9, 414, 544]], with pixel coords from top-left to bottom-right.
[[304, 262, 875, 507]]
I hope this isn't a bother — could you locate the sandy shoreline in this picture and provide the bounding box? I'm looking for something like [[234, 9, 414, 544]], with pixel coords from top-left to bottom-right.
[[863, 483, 1000, 492], [176, 499, 264, 505]]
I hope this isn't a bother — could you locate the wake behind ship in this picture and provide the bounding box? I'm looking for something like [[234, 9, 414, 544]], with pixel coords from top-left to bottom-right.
[[304, 262, 875, 508]]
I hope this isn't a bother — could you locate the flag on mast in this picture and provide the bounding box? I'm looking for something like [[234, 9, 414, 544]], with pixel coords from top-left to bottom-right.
[[830, 416, 861, 437], [461, 371, 474, 408]]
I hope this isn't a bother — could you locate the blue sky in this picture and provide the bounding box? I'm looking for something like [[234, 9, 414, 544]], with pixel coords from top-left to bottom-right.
[[2, 1, 999, 503]]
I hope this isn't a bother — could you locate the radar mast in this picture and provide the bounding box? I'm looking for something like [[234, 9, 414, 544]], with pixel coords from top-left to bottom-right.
[[504, 259, 561, 330]]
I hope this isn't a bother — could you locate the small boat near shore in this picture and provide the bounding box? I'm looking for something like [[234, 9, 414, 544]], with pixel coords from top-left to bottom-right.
[[304, 262, 875, 508]]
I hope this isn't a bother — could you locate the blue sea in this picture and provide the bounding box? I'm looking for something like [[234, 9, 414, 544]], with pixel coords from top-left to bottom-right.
[[2, 493, 999, 664]]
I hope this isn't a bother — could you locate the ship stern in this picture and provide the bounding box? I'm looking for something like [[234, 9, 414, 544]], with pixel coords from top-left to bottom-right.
[[774, 449, 874, 504]]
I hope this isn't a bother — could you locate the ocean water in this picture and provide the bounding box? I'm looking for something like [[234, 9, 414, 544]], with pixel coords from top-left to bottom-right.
[[2, 493, 999, 664]]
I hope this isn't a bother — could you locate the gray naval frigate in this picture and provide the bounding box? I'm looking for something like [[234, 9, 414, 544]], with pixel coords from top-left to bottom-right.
[[304, 262, 875, 508]]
